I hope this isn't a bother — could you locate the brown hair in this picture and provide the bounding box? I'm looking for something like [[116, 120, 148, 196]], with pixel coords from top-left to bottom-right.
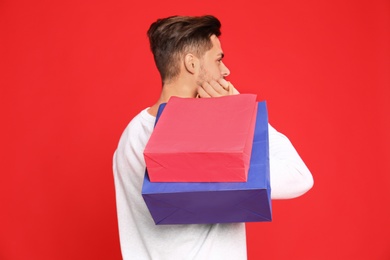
[[147, 15, 221, 83]]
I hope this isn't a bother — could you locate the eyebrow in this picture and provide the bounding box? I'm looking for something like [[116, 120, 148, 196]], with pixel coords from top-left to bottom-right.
[[218, 53, 225, 59]]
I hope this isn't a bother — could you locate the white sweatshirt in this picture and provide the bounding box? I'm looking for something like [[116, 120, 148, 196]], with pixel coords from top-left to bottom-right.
[[113, 108, 313, 260]]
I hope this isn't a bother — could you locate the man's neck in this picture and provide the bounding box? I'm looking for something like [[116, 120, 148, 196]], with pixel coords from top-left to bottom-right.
[[147, 80, 197, 117]]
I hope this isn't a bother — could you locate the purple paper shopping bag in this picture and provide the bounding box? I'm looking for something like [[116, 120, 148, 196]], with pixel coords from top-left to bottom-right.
[[142, 100, 272, 225]]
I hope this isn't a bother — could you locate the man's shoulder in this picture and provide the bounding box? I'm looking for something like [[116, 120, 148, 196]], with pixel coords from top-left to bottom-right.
[[118, 108, 155, 143], [126, 108, 155, 129]]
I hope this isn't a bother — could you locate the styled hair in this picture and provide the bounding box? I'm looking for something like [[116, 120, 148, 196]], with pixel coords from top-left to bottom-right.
[[147, 15, 221, 83]]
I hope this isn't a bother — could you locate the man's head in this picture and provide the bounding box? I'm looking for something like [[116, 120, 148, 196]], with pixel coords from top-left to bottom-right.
[[147, 15, 229, 85]]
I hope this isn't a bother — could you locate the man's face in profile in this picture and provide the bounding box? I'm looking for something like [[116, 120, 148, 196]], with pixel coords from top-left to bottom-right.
[[196, 35, 230, 86]]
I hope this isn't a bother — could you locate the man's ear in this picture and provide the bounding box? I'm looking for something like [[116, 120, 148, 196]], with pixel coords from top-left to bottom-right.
[[184, 53, 197, 74]]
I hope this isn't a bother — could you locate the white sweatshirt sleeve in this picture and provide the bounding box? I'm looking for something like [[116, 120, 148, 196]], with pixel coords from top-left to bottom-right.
[[268, 124, 314, 199]]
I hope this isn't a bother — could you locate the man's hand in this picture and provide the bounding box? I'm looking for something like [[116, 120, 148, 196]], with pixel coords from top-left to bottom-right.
[[197, 78, 240, 98]]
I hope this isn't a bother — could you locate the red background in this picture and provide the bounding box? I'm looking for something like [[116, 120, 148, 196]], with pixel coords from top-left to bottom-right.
[[1, 0, 389, 259]]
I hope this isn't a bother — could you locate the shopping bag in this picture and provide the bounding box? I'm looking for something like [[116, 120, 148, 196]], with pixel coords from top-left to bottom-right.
[[144, 94, 257, 182], [142, 100, 272, 225]]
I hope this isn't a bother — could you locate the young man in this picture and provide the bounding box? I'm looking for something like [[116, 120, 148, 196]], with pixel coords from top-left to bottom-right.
[[113, 15, 313, 260]]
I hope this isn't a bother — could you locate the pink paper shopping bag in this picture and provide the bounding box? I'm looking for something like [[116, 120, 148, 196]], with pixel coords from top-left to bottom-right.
[[144, 94, 257, 182]]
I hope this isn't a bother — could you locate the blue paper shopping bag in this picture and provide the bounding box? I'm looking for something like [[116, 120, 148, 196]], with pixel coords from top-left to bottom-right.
[[142, 100, 272, 225]]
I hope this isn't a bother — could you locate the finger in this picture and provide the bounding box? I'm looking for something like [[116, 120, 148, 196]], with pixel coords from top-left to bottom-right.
[[197, 86, 211, 98], [208, 80, 229, 96], [217, 78, 230, 90], [202, 81, 225, 97], [227, 81, 240, 95]]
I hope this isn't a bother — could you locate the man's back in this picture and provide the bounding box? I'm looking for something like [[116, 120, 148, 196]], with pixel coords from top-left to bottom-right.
[[113, 108, 247, 260]]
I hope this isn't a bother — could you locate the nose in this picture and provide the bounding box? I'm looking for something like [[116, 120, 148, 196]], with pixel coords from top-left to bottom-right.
[[221, 61, 230, 77]]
